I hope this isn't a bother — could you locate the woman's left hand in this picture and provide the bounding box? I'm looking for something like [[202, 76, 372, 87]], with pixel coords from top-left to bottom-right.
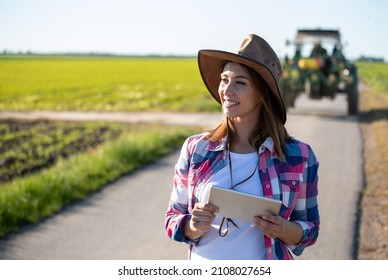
[[253, 215, 303, 245]]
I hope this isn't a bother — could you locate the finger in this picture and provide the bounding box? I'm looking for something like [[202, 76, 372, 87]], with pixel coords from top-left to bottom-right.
[[253, 217, 281, 235], [193, 202, 206, 209], [192, 208, 217, 221], [196, 203, 219, 213], [203, 203, 219, 213], [192, 213, 214, 223], [261, 215, 282, 224], [254, 222, 279, 238], [253, 216, 274, 226], [192, 208, 215, 220]]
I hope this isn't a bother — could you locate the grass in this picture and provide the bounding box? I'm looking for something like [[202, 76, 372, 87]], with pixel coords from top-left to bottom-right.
[[356, 61, 388, 259], [0, 123, 199, 238]]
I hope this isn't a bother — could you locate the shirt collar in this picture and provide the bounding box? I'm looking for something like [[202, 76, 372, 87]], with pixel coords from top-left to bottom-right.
[[260, 137, 275, 154], [206, 136, 275, 153], [206, 137, 227, 152]]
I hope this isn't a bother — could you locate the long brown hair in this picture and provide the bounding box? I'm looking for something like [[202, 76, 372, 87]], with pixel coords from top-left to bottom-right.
[[206, 63, 289, 159]]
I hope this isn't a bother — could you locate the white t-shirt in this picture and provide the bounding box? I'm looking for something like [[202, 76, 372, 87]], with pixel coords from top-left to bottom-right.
[[191, 151, 267, 260]]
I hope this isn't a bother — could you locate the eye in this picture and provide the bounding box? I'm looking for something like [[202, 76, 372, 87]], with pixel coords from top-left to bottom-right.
[[220, 77, 229, 84], [236, 80, 246, 85]]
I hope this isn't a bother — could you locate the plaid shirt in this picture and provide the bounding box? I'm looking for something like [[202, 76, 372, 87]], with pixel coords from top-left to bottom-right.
[[165, 133, 320, 260]]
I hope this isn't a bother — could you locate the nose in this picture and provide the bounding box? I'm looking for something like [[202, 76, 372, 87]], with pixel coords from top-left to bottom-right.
[[219, 81, 234, 98]]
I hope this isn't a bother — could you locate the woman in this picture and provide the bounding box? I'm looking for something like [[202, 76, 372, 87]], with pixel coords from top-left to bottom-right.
[[165, 34, 319, 260]]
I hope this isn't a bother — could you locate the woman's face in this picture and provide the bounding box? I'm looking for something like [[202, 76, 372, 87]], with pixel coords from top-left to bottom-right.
[[218, 62, 262, 120]]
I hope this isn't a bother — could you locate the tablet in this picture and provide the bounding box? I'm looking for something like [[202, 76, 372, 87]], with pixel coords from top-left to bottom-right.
[[208, 185, 282, 223]]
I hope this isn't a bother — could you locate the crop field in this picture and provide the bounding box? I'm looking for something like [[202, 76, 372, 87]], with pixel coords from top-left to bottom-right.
[[0, 119, 131, 182], [0, 56, 219, 112]]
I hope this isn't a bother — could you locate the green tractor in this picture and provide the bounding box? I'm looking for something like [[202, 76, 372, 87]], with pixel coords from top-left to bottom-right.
[[279, 28, 358, 115]]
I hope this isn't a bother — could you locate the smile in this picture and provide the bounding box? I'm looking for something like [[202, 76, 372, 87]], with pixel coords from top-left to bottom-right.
[[223, 100, 239, 107]]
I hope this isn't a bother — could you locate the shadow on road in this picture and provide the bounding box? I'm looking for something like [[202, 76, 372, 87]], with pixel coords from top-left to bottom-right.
[[287, 93, 359, 122]]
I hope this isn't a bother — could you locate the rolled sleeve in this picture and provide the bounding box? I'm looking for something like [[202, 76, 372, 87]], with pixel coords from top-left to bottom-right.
[[289, 146, 320, 256], [165, 137, 197, 245]]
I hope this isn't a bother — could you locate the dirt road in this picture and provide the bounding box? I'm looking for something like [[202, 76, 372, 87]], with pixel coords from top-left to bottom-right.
[[0, 93, 363, 259]]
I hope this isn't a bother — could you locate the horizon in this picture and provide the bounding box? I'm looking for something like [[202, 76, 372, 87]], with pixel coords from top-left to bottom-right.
[[1, 0, 387, 61], [1, 51, 383, 62]]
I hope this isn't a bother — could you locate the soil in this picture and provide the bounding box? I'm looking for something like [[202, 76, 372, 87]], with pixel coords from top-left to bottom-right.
[[0, 119, 127, 182]]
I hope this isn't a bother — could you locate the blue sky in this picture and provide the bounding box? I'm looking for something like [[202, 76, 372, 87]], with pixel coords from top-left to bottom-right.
[[0, 0, 387, 60]]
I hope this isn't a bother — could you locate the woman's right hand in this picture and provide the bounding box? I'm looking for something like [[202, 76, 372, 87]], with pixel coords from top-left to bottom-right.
[[184, 203, 219, 240]]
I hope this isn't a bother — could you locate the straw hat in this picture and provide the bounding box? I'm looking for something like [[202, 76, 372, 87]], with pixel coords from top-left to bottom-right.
[[198, 34, 286, 124]]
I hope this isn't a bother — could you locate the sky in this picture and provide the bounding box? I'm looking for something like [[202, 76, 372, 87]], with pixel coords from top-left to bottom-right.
[[0, 0, 387, 61]]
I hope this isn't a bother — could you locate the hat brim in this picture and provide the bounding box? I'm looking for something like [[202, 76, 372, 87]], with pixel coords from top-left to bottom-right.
[[198, 49, 286, 124]]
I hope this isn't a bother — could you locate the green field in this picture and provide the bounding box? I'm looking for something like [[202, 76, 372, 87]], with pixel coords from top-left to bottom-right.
[[357, 61, 388, 93], [0, 56, 219, 112]]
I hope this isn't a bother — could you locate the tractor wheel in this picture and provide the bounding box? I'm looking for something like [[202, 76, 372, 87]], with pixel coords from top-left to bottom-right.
[[305, 79, 321, 99], [280, 80, 297, 110], [284, 85, 297, 110], [305, 79, 312, 98], [347, 82, 358, 115]]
